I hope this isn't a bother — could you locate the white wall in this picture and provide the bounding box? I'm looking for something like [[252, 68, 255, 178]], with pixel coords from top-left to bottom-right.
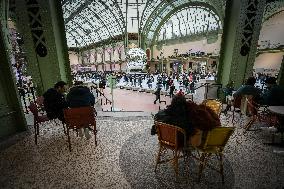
[[68, 51, 81, 65], [254, 11, 284, 71], [153, 34, 222, 58], [254, 52, 284, 70]]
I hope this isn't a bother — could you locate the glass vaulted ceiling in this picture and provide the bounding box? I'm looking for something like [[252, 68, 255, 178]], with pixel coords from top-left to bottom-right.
[[62, 0, 226, 48], [157, 6, 222, 41]]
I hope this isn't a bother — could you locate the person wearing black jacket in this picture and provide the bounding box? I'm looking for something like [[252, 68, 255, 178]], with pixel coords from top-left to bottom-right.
[[154, 87, 161, 104], [43, 81, 68, 122], [66, 81, 96, 139]]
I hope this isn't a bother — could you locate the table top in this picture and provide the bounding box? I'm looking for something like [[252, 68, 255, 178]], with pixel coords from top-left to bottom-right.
[[268, 106, 284, 115]]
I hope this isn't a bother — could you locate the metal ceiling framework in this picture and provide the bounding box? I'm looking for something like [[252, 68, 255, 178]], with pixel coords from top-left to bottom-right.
[[263, 0, 284, 22], [62, 0, 226, 48], [156, 6, 221, 41], [141, 0, 225, 45], [62, 0, 125, 47]]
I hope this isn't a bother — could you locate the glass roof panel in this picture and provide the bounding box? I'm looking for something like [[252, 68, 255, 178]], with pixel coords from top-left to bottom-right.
[[62, 0, 225, 48], [156, 6, 221, 42]]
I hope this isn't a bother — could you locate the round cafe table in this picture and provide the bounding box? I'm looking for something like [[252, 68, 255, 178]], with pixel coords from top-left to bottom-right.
[[266, 106, 284, 147]]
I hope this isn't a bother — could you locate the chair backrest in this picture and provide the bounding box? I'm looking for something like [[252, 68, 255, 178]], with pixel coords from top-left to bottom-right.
[[28, 102, 39, 118], [64, 107, 96, 129], [244, 95, 258, 115], [155, 121, 186, 149], [202, 99, 222, 116], [36, 96, 44, 106], [199, 127, 235, 151], [233, 95, 242, 109]]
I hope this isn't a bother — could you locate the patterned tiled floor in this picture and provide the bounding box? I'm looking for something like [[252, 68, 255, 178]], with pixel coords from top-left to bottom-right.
[[0, 115, 284, 189]]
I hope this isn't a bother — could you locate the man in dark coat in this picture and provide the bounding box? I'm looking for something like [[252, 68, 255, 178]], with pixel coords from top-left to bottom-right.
[[66, 81, 95, 108], [169, 84, 175, 98], [154, 87, 161, 104], [43, 81, 68, 122]]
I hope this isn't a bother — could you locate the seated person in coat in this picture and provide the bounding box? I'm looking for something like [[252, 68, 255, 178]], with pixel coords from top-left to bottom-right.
[[66, 81, 96, 139], [153, 94, 221, 146], [154, 94, 193, 137], [233, 77, 261, 102], [43, 81, 68, 122], [261, 77, 284, 106]]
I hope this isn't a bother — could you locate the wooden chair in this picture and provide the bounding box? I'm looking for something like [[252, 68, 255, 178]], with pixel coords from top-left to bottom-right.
[[243, 96, 274, 133], [231, 95, 249, 123], [192, 127, 235, 183], [28, 102, 50, 145], [201, 99, 223, 117], [64, 107, 97, 152], [154, 121, 187, 178]]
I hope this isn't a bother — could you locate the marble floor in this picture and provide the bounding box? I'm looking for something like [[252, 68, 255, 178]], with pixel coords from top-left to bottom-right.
[[0, 113, 284, 189]]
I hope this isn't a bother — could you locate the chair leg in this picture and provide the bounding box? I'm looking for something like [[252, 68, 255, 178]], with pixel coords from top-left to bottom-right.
[[155, 145, 162, 172], [231, 111, 235, 123], [218, 153, 224, 183], [93, 126, 97, 146], [198, 153, 206, 182], [34, 123, 38, 145], [62, 124, 67, 135], [67, 128, 72, 152], [173, 150, 179, 178], [244, 116, 256, 133], [36, 123, 40, 135]]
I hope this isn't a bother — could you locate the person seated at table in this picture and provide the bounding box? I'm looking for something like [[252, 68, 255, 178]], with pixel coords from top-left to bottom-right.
[[233, 77, 261, 102], [186, 100, 221, 146], [153, 94, 194, 137], [43, 81, 68, 122], [153, 95, 221, 146], [66, 81, 96, 139], [261, 77, 284, 106]]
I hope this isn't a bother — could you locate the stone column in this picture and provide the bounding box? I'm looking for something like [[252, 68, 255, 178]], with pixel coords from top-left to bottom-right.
[[15, 0, 71, 95], [0, 0, 27, 138], [217, 0, 266, 88]]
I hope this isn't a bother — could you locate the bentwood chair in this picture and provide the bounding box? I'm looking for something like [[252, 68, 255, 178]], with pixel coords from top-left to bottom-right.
[[191, 127, 235, 183], [201, 99, 223, 117], [154, 121, 187, 178], [64, 107, 97, 152], [231, 95, 247, 123], [243, 96, 275, 133], [28, 102, 50, 145]]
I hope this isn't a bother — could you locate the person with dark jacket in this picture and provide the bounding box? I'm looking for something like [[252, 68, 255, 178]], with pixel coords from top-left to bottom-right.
[[154, 87, 161, 104], [66, 81, 96, 139], [43, 81, 68, 122], [153, 95, 194, 137], [169, 84, 175, 98], [261, 77, 284, 106], [233, 77, 261, 102], [67, 81, 95, 108]]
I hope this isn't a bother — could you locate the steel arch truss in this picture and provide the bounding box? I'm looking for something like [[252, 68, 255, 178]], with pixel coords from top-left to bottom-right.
[[141, 0, 226, 45], [156, 6, 222, 42], [263, 0, 284, 22], [62, 0, 125, 48]]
